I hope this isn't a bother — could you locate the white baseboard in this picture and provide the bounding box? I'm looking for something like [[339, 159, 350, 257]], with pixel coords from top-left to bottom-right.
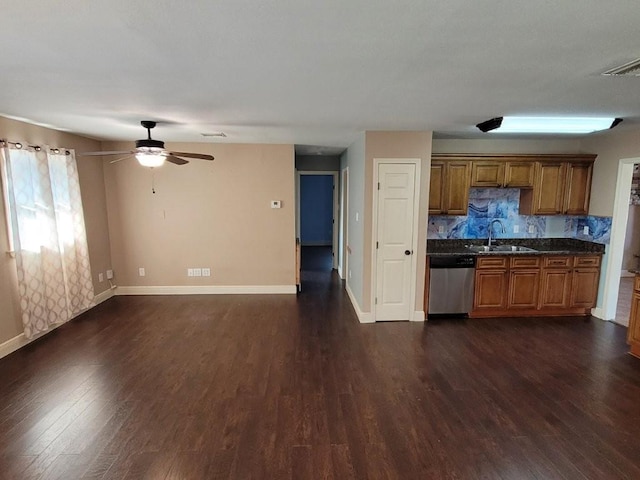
[[0, 333, 28, 360], [115, 285, 297, 295], [94, 288, 115, 305], [412, 310, 425, 322], [345, 283, 374, 323], [590, 307, 609, 321]]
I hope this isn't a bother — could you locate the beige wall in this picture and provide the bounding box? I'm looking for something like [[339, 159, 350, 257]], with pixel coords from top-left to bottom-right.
[[103, 142, 296, 287], [582, 129, 640, 217], [0, 116, 112, 344], [432, 137, 583, 154], [364, 131, 433, 313]]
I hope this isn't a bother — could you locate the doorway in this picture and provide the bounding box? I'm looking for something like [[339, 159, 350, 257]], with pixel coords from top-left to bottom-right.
[[296, 171, 339, 270], [600, 157, 640, 325], [372, 159, 421, 321]]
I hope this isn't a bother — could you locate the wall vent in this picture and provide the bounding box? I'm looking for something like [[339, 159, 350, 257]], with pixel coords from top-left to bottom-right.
[[602, 58, 640, 76]]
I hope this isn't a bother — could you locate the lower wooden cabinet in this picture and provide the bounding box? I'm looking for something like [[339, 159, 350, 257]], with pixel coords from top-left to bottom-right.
[[627, 276, 640, 358], [471, 254, 601, 318], [508, 269, 540, 309], [474, 269, 508, 310]]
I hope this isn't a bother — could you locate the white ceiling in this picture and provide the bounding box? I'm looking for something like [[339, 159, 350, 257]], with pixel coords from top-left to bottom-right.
[[2, 0, 640, 153]]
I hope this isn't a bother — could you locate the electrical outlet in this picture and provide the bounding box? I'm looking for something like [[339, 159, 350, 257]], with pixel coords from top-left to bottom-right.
[[583, 226, 589, 235], [513, 225, 519, 234], [187, 268, 194, 277], [438, 225, 444, 234], [528, 225, 535, 234], [138, 267, 145, 277], [202, 268, 211, 277], [106, 269, 113, 280], [98, 272, 104, 282], [193, 268, 202, 277]]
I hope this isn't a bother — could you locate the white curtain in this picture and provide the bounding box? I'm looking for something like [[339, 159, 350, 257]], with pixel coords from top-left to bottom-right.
[[2, 145, 94, 338]]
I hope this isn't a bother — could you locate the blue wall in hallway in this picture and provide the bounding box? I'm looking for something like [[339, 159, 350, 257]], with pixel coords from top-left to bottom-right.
[[300, 175, 334, 245]]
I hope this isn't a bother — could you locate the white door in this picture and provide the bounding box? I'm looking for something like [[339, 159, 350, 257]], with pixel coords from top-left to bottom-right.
[[375, 163, 417, 321]]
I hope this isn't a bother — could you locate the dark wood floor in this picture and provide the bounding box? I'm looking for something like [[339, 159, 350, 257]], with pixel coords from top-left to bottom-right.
[[1, 267, 640, 479]]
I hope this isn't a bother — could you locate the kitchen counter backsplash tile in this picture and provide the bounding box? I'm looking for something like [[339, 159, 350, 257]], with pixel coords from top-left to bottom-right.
[[428, 187, 612, 244]]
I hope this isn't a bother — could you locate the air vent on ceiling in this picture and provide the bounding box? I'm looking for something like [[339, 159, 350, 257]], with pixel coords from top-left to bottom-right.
[[602, 58, 640, 76], [201, 132, 227, 138]]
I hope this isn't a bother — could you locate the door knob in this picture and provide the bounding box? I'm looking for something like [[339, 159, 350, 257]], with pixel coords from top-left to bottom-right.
[[405, 250, 412, 255]]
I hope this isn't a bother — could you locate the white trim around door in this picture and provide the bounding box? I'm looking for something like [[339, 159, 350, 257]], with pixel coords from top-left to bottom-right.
[[371, 158, 421, 322], [597, 157, 640, 325]]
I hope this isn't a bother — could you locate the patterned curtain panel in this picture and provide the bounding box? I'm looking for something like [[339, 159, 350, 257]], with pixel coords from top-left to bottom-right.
[[2, 146, 94, 338]]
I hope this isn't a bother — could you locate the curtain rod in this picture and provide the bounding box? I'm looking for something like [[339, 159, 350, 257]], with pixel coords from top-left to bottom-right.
[[0, 139, 71, 155]]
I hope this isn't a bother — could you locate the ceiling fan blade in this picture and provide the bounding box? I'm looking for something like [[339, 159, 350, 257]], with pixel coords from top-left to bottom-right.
[[168, 151, 214, 161], [109, 155, 134, 164], [80, 150, 135, 157], [165, 155, 189, 165]]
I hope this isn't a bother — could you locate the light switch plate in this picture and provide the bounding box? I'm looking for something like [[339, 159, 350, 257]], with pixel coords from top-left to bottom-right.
[[193, 268, 202, 277], [583, 226, 589, 235], [187, 268, 194, 277], [513, 225, 519, 233], [98, 273, 104, 282], [528, 225, 535, 234], [202, 268, 211, 277], [438, 225, 444, 233], [106, 269, 113, 280], [270, 200, 281, 208], [138, 267, 145, 277]]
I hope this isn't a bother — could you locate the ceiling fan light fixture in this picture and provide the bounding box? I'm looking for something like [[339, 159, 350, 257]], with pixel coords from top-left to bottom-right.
[[135, 147, 167, 167], [477, 116, 620, 134]]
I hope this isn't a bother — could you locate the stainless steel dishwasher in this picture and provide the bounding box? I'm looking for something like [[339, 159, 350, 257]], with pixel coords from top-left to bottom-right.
[[428, 256, 475, 317]]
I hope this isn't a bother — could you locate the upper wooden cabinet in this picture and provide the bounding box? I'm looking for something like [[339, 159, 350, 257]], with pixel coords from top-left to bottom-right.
[[429, 160, 470, 215], [521, 158, 594, 215], [432, 154, 595, 216], [471, 161, 535, 188]]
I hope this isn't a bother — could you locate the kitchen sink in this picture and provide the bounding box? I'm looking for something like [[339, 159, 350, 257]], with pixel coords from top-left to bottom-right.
[[466, 244, 538, 253]]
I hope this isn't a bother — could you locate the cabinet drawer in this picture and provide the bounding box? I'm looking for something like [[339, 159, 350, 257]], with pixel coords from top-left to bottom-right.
[[543, 256, 572, 268], [510, 256, 540, 268], [574, 255, 601, 268], [634, 276, 640, 293], [476, 257, 508, 269]]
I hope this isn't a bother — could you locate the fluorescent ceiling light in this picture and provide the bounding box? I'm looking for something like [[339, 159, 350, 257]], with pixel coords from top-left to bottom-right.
[[480, 116, 620, 134]]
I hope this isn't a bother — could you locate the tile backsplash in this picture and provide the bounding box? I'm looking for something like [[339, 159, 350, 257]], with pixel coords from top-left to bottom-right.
[[428, 188, 612, 244]]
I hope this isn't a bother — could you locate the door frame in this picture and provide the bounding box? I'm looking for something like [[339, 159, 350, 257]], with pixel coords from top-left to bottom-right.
[[296, 170, 340, 269], [371, 158, 421, 321], [597, 156, 640, 324], [339, 167, 349, 280]]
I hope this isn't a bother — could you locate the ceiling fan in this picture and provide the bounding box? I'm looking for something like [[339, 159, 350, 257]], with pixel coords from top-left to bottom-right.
[[80, 121, 214, 167]]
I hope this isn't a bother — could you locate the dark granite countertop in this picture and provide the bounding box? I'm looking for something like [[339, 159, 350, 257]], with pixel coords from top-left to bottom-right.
[[427, 238, 605, 257]]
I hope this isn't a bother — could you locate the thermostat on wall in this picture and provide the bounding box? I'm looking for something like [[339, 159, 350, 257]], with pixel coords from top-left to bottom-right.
[[271, 200, 282, 209]]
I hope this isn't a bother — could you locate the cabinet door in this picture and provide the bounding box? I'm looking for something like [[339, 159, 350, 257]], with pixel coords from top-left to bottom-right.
[[444, 162, 471, 215], [504, 162, 535, 188], [471, 162, 503, 187], [539, 268, 572, 309], [508, 269, 540, 309], [564, 162, 593, 215], [429, 162, 445, 214], [533, 163, 565, 214], [628, 292, 640, 345], [570, 268, 600, 308], [474, 269, 508, 310]]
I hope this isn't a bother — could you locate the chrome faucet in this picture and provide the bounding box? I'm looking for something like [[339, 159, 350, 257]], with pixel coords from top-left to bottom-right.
[[487, 219, 506, 247]]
